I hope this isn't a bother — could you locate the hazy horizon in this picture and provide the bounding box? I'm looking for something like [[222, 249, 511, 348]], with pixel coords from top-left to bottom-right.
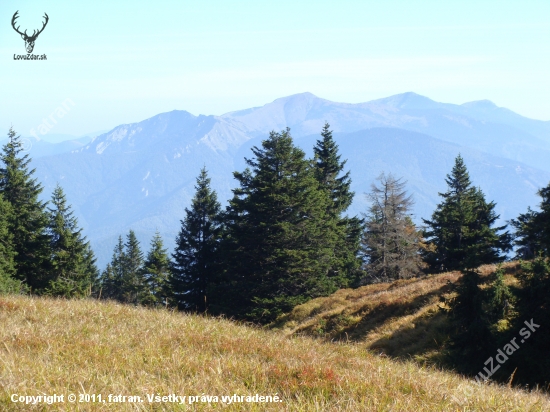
[[3, 91, 549, 144], [1, 0, 549, 138]]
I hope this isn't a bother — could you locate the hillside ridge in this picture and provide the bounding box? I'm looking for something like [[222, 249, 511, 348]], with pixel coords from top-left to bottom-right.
[[1, 292, 549, 411]]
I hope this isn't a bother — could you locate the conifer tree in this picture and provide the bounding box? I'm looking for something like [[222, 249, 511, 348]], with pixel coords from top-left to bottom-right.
[[313, 123, 363, 286], [46, 184, 98, 297], [98, 236, 125, 300], [313, 123, 354, 214], [427, 156, 510, 373], [97, 264, 114, 299], [507, 182, 550, 385], [98, 231, 146, 304], [82, 245, 100, 296], [422, 155, 511, 272], [216, 128, 337, 322], [170, 168, 222, 312], [361, 173, 424, 283], [0, 127, 50, 291], [122, 230, 145, 304], [508, 255, 550, 385], [511, 182, 550, 258], [0, 194, 21, 294], [487, 264, 513, 322], [510, 208, 540, 260], [142, 231, 170, 307], [538, 183, 550, 254], [446, 269, 494, 370]]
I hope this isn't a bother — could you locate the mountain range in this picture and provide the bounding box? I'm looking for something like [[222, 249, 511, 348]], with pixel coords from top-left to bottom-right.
[[14, 92, 550, 268]]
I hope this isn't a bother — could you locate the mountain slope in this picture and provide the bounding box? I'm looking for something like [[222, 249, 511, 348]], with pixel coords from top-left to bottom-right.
[[1, 294, 549, 411], [274, 263, 520, 358], [33, 111, 242, 264]]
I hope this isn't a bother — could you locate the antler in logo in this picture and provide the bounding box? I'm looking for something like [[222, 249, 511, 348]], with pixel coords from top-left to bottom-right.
[[12, 11, 49, 54]]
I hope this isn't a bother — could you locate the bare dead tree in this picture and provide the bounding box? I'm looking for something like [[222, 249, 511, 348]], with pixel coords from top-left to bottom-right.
[[361, 173, 424, 283]]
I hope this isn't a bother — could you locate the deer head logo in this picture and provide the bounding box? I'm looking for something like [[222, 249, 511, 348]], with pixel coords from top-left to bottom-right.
[[11, 11, 49, 54]]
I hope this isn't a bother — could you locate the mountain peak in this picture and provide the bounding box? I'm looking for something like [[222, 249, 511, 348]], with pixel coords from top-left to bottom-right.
[[273, 91, 320, 102], [372, 92, 440, 110], [221, 92, 329, 130], [461, 99, 498, 109]]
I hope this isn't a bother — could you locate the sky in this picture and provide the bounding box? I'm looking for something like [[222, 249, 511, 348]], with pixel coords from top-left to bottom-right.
[[1, 0, 549, 138]]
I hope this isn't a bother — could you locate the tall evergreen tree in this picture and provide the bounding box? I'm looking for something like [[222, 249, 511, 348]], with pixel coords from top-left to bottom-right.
[[538, 183, 550, 254], [422, 155, 511, 272], [510, 208, 540, 260], [0, 128, 50, 291], [426, 156, 511, 373], [82, 245, 100, 296], [361, 173, 424, 283], [508, 255, 550, 385], [313, 123, 354, 214], [98, 236, 126, 300], [0, 194, 21, 294], [446, 269, 494, 371], [170, 168, 222, 312], [46, 184, 98, 297], [511, 182, 550, 259], [98, 231, 146, 304], [506, 183, 550, 386], [142, 231, 170, 307], [121, 230, 145, 304], [215, 128, 337, 322], [313, 123, 363, 286]]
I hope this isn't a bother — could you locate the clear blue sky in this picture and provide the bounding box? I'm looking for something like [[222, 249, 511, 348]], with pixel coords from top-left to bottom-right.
[[1, 0, 549, 137]]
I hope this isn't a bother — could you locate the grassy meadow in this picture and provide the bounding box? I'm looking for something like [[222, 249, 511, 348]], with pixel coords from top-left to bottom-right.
[[1, 286, 550, 411], [275, 264, 522, 363]]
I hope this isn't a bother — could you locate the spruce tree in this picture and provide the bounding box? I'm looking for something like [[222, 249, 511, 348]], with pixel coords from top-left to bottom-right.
[[507, 182, 550, 386], [46, 184, 98, 297], [422, 155, 511, 272], [447, 269, 494, 371], [142, 231, 170, 307], [426, 156, 510, 373], [122, 230, 145, 304], [82, 245, 100, 297], [216, 128, 337, 322], [170, 168, 222, 312], [509, 255, 550, 385], [313, 123, 363, 286], [0, 128, 50, 291], [538, 183, 550, 255], [487, 264, 513, 322], [98, 236, 125, 300], [511, 182, 550, 258], [313, 123, 354, 214], [0, 194, 21, 294], [361, 173, 423, 283], [97, 263, 115, 299], [510, 208, 540, 260]]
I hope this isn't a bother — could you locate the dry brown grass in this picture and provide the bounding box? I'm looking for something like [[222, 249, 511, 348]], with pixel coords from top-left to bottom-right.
[[1, 286, 549, 411], [275, 263, 522, 363]]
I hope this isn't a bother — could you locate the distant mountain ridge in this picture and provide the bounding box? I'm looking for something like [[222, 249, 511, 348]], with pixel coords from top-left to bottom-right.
[[220, 92, 550, 171], [26, 92, 550, 267], [0, 133, 100, 159]]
